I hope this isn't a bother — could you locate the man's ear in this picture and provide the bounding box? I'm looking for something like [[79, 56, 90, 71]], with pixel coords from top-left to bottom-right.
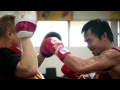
[[102, 32, 108, 41], [6, 30, 13, 39]]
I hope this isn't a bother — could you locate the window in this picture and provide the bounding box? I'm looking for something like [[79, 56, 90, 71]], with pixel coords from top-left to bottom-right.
[[31, 20, 112, 47], [69, 21, 88, 47], [117, 21, 120, 47], [69, 21, 111, 47], [31, 21, 68, 47]]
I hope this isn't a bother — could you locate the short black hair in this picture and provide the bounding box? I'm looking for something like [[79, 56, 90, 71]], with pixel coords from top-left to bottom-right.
[[81, 19, 114, 43]]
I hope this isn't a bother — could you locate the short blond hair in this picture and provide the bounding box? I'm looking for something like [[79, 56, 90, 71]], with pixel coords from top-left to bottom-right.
[[0, 15, 15, 38]]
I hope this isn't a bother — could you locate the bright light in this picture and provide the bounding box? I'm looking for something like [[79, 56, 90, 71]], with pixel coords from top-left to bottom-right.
[[31, 21, 68, 47]]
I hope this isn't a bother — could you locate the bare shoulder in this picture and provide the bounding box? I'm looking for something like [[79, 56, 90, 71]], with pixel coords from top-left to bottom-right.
[[91, 48, 120, 63], [87, 48, 120, 70], [101, 48, 120, 61]]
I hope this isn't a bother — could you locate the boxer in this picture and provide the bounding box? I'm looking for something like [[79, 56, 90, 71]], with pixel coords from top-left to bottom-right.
[[40, 19, 120, 79]]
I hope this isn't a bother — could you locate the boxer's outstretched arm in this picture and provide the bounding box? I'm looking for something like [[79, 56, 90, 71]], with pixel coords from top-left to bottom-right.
[[37, 52, 45, 67], [63, 49, 119, 74], [40, 37, 119, 74]]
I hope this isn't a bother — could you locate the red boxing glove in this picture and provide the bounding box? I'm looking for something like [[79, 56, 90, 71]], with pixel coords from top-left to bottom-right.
[[15, 11, 37, 38], [40, 37, 71, 61], [61, 64, 84, 79], [10, 45, 22, 56], [40, 32, 62, 58]]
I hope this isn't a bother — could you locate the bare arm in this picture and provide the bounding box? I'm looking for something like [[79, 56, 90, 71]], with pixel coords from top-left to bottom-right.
[[63, 49, 119, 74], [15, 38, 38, 78], [37, 52, 45, 67]]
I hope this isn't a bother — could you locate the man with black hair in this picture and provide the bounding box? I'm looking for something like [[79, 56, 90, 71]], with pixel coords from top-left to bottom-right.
[[40, 19, 120, 79]]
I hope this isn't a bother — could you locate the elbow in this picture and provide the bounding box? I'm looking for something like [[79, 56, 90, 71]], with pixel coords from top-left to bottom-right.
[[26, 66, 38, 77], [73, 66, 86, 74], [16, 62, 39, 78]]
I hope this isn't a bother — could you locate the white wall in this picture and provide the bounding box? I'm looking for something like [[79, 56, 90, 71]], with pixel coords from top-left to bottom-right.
[[35, 47, 93, 77]]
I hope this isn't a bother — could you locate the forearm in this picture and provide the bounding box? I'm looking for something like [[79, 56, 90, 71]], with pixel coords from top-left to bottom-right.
[[37, 52, 45, 67], [63, 54, 86, 74], [19, 38, 38, 72]]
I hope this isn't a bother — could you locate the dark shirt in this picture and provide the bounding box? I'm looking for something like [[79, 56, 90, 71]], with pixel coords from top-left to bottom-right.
[[0, 48, 20, 79]]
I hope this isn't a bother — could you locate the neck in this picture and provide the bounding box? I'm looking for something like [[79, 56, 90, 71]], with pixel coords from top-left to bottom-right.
[[0, 38, 11, 48], [105, 42, 116, 50]]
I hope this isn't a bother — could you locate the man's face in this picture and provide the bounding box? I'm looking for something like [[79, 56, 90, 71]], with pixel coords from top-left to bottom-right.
[[84, 29, 105, 56], [11, 31, 21, 48]]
